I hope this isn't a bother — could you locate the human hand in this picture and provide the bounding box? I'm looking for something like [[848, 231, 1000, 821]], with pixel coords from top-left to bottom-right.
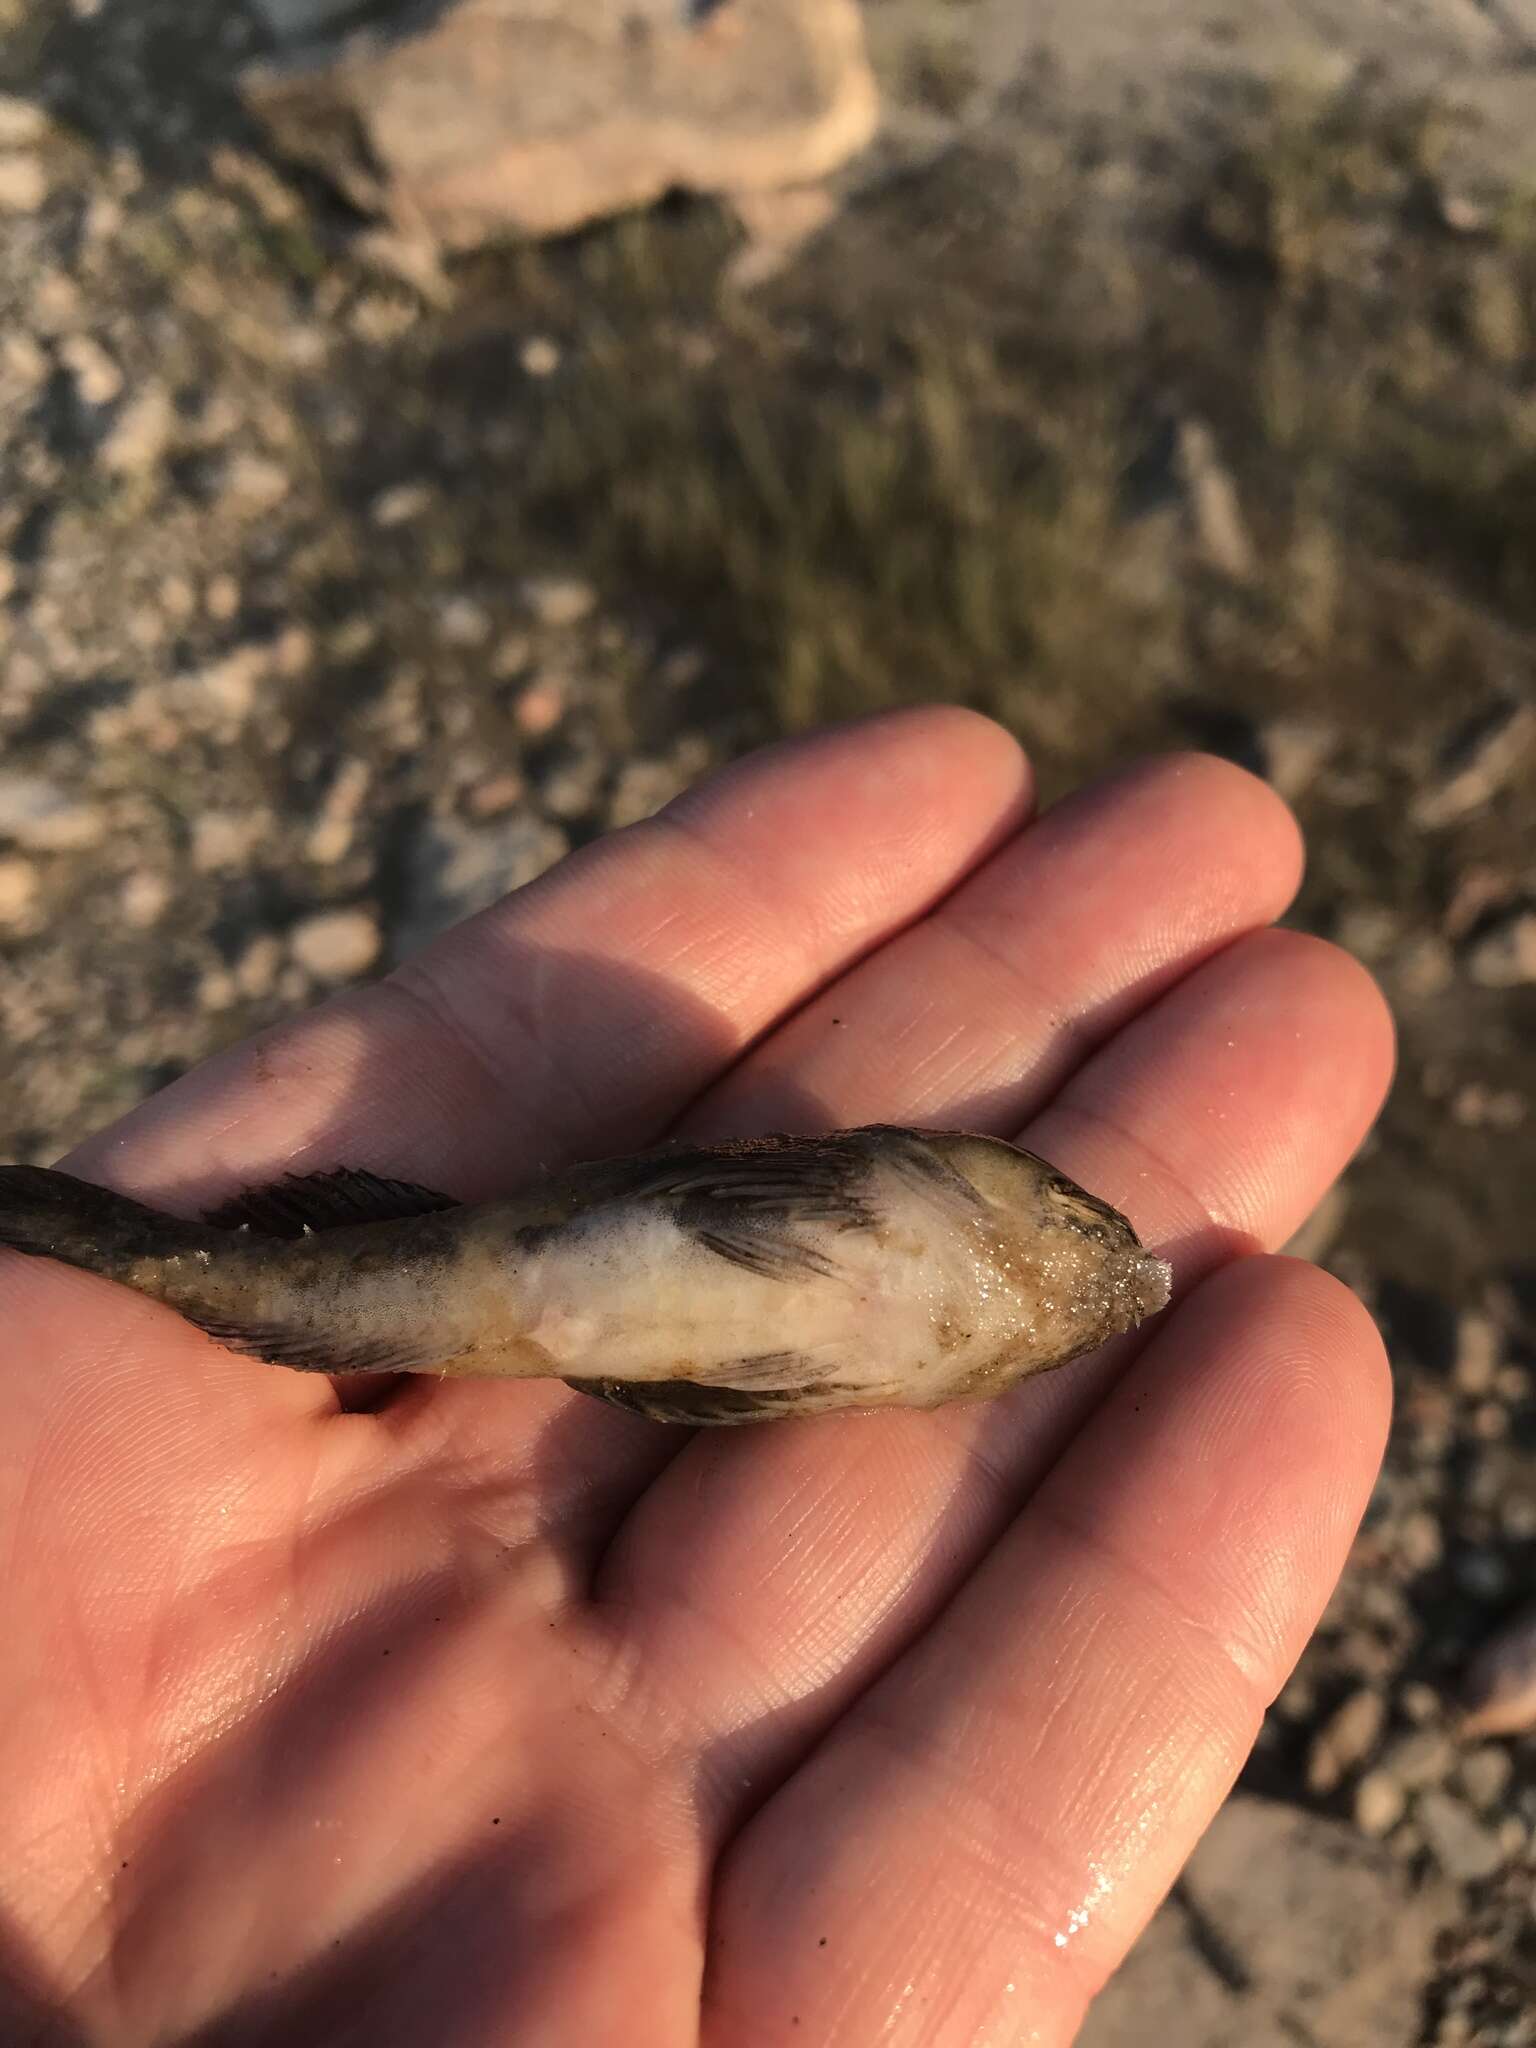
[[0, 711, 1392, 2047]]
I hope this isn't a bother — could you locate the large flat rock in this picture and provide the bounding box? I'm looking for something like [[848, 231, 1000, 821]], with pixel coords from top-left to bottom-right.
[[245, 0, 878, 244], [1080, 1795, 1448, 2048]]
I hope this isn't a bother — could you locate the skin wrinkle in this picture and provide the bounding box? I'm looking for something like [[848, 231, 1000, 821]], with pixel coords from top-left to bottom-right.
[[1025, 1486, 1279, 1700], [648, 809, 829, 996]]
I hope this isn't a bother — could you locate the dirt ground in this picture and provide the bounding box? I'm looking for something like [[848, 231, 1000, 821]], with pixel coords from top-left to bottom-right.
[[1, 1, 1534, 2040]]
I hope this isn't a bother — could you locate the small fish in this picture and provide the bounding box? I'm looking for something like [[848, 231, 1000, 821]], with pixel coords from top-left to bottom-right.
[[0, 1127, 1171, 1424]]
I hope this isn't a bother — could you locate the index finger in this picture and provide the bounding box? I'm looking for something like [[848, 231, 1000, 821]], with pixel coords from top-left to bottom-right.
[[64, 709, 1030, 1210]]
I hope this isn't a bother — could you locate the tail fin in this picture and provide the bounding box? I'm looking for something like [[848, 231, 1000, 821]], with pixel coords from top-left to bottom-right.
[[0, 1166, 211, 1278]]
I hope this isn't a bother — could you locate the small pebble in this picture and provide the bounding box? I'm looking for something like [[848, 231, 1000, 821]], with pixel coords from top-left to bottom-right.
[[0, 856, 39, 925], [1456, 1551, 1511, 1603], [235, 935, 283, 999], [223, 452, 291, 513], [58, 333, 123, 408], [0, 152, 47, 214], [436, 595, 492, 647], [290, 908, 381, 982], [1400, 1511, 1443, 1572], [519, 576, 595, 629], [1379, 1727, 1453, 1788], [370, 481, 434, 528], [1308, 1687, 1386, 1795], [1458, 1747, 1513, 1812], [0, 96, 49, 148], [0, 774, 105, 852], [192, 812, 263, 873], [206, 573, 242, 622], [1454, 1312, 1503, 1395], [1416, 1789, 1506, 1884], [513, 679, 565, 736], [120, 872, 171, 928], [520, 335, 561, 377], [1354, 1771, 1407, 1837], [466, 772, 525, 818], [100, 382, 174, 477]]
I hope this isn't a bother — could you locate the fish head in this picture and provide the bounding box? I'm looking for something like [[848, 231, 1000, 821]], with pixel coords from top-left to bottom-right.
[[927, 1131, 1173, 1372]]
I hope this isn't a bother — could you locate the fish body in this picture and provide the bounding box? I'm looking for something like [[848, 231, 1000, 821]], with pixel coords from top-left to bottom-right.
[[0, 1128, 1171, 1423]]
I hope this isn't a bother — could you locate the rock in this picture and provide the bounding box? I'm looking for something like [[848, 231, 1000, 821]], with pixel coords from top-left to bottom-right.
[[58, 334, 123, 408], [0, 855, 39, 926], [1457, 1747, 1513, 1812], [192, 812, 265, 873], [1460, 1603, 1536, 1738], [1399, 1510, 1443, 1572], [1415, 1790, 1505, 1884], [0, 96, 49, 148], [1399, 1682, 1444, 1727], [1454, 1311, 1502, 1394], [512, 679, 565, 735], [1378, 1728, 1453, 1791], [289, 907, 381, 981], [1455, 1550, 1511, 1603], [120, 872, 171, 928], [370, 481, 435, 528], [222, 452, 291, 514], [0, 153, 47, 214], [519, 335, 560, 377], [464, 771, 525, 818], [520, 576, 596, 629], [435, 594, 492, 647], [1354, 1772, 1407, 1838], [0, 774, 105, 852], [1412, 699, 1536, 828], [1079, 1794, 1447, 2048], [99, 382, 175, 478], [244, 0, 879, 247], [1465, 908, 1536, 988], [235, 934, 284, 999], [389, 811, 568, 959], [1308, 1687, 1386, 1795], [1450, 1082, 1526, 1129]]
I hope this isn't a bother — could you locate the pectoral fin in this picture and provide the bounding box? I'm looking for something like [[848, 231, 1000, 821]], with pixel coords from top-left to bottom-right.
[[566, 1376, 819, 1426]]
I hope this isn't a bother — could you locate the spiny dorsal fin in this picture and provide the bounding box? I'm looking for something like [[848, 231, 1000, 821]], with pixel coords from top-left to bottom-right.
[[203, 1166, 460, 1238]]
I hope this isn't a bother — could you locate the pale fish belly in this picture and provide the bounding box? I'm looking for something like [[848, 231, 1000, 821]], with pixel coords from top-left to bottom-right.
[[514, 1201, 1025, 1398]]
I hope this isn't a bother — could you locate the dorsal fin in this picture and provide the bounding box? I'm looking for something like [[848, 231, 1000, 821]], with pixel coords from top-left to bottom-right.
[[203, 1166, 460, 1237]]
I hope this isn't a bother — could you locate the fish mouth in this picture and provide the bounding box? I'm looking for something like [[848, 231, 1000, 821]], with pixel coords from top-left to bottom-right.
[[1135, 1252, 1174, 1320]]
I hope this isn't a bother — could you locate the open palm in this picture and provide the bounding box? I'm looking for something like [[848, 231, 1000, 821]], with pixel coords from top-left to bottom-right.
[[2, 711, 1392, 2048]]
